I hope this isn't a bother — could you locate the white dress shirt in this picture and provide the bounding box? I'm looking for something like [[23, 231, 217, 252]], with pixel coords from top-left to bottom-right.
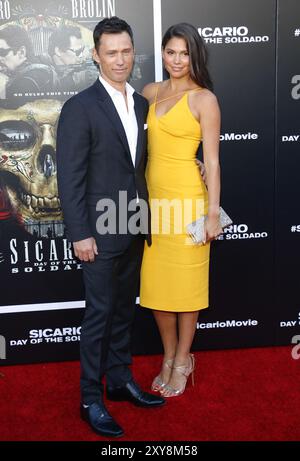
[[99, 75, 138, 167]]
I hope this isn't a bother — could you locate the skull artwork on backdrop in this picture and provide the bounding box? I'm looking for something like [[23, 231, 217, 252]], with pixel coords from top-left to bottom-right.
[[0, 99, 65, 237]]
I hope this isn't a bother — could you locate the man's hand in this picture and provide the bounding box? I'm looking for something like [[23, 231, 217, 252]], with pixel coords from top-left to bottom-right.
[[73, 237, 98, 262], [195, 159, 207, 186]]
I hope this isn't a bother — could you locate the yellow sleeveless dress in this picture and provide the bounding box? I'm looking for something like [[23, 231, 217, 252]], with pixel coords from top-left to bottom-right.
[[140, 89, 210, 312]]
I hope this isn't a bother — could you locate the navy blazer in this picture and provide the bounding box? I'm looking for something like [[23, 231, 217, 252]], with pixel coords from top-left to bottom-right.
[[56, 79, 150, 250]]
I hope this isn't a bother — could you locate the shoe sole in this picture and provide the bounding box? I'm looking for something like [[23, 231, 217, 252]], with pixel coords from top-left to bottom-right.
[[106, 395, 166, 407]]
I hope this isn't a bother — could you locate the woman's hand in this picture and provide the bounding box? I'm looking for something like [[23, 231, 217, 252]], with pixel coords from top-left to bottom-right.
[[204, 214, 223, 243]]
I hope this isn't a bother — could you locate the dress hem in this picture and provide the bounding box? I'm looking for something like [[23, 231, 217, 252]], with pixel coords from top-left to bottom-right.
[[139, 302, 209, 313]]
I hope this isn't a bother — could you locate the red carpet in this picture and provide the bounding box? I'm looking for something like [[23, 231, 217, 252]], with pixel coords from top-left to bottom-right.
[[0, 346, 299, 441]]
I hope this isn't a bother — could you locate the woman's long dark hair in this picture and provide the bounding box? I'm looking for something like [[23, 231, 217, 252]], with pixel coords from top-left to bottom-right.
[[162, 23, 213, 90]]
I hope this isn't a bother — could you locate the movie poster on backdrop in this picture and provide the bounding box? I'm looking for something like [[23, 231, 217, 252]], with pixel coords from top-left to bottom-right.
[[0, 0, 155, 310]]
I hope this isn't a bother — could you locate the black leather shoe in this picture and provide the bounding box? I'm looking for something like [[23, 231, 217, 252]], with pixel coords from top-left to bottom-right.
[[106, 380, 166, 407], [80, 402, 124, 438]]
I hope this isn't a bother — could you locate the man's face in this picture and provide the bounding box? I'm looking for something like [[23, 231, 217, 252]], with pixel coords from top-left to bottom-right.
[[93, 32, 134, 86], [0, 39, 23, 72], [56, 35, 85, 65]]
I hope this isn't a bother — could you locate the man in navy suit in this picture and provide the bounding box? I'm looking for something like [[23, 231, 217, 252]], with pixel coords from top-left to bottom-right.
[[56, 17, 164, 438]]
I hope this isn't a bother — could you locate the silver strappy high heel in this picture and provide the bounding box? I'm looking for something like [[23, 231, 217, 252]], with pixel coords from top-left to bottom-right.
[[160, 354, 195, 397]]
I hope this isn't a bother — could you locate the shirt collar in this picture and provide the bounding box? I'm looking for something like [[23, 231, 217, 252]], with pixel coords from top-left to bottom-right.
[[99, 74, 135, 99]]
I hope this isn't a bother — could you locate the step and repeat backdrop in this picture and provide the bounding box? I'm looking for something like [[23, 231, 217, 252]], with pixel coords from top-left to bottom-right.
[[0, 0, 299, 364]]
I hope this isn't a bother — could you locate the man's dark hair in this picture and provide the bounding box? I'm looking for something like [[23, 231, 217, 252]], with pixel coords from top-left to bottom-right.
[[48, 26, 82, 56], [0, 25, 34, 59], [93, 16, 134, 50]]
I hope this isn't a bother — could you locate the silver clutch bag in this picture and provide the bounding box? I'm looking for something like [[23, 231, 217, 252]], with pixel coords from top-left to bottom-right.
[[186, 207, 233, 244]]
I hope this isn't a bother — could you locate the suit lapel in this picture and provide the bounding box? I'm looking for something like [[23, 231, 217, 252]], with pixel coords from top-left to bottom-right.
[[94, 79, 133, 165]]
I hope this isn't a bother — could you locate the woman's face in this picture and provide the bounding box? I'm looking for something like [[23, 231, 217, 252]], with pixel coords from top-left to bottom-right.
[[162, 36, 190, 79]]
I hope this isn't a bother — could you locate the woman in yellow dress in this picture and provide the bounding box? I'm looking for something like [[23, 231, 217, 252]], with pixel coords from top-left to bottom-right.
[[140, 23, 222, 397]]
